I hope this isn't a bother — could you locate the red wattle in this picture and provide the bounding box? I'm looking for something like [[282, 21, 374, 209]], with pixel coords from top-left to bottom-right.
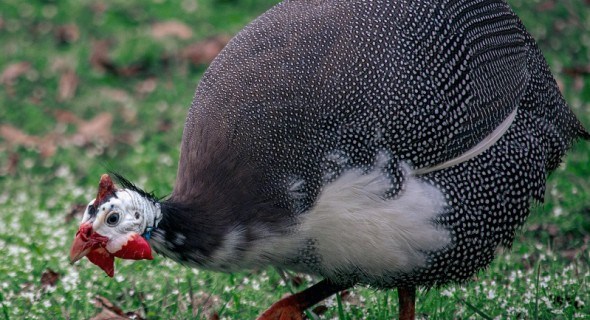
[[87, 247, 115, 277], [113, 233, 153, 260]]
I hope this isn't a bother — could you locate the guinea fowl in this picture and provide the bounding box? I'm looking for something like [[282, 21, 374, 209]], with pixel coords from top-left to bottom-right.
[[70, 0, 589, 319]]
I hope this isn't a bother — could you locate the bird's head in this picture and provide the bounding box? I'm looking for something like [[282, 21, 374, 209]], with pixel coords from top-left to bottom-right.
[[69, 174, 161, 277]]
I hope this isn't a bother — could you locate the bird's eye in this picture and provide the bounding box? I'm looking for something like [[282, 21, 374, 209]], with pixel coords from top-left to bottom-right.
[[105, 212, 120, 226]]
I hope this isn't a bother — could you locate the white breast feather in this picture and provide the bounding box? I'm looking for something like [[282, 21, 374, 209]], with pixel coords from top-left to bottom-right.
[[298, 158, 450, 278]]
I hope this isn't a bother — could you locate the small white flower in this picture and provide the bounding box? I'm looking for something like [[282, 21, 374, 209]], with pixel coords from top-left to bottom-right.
[[552, 309, 563, 315], [441, 289, 454, 297], [487, 289, 495, 299]]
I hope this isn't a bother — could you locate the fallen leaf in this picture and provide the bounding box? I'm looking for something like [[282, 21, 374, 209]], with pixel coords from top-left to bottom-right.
[[182, 35, 231, 65], [54, 109, 81, 124], [58, 69, 79, 101], [0, 125, 58, 157], [311, 305, 328, 316], [92, 296, 126, 317], [75, 113, 113, 145], [41, 269, 60, 288], [117, 61, 152, 77], [209, 312, 220, 320], [55, 24, 80, 44], [91, 295, 145, 320], [90, 40, 117, 74], [152, 20, 193, 40], [190, 291, 221, 319], [58, 111, 115, 147], [90, 39, 167, 77], [39, 133, 59, 158], [536, 0, 556, 11], [102, 88, 132, 104], [0, 124, 40, 148], [1, 111, 114, 158], [1, 152, 19, 175], [563, 65, 590, 76], [90, 308, 127, 320], [90, 2, 108, 15], [135, 78, 157, 96], [0, 62, 31, 85], [546, 224, 559, 237], [157, 119, 173, 133]]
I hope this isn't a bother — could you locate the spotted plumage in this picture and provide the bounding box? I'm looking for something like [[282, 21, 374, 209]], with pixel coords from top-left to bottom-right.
[[71, 0, 589, 318], [167, 0, 588, 287]]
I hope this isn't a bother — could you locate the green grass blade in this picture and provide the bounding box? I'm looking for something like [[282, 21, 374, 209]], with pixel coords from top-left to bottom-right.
[[459, 298, 493, 320]]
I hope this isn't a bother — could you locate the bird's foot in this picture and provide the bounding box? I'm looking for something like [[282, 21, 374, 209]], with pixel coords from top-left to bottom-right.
[[257, 296, 303, 320]]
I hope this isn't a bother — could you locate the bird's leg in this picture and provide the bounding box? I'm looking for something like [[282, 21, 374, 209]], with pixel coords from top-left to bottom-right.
[[257, 279, 348, 320], [398, 286, 416, 320]]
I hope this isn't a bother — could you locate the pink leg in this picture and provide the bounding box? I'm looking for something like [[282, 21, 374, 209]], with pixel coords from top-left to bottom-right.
[[258, 279, 348, 320]]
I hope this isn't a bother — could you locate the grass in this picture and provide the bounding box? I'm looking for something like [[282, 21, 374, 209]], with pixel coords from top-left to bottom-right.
[[0, 0, 589, 319]]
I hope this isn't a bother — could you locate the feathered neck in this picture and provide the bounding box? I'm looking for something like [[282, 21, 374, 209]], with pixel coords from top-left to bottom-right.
[[147, 198, 231, 268]]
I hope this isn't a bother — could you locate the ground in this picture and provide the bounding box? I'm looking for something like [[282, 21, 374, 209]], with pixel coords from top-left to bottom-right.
[[0, 0, 589, 319]]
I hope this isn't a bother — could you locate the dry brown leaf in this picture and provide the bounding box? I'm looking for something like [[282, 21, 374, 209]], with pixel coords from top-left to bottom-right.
[[89, 308, 128, 320], [100, 88, 132, 104], [537, 0, 556, 11], [75, 113, 113, 145], [90, 40, 116, 73], [39, 133, 59, 158], [54, 109, 82, 124], [0, 124, 40, 147], [0, 62, 31, 84], [50, 56, 74, 74], [135, 78, 157, 95], [0, 125, 58, 157], [190, 291, 221, 319], [182, 35, 231, 65], [41, 269, 60, 288], [157, 119, 173, 133], [311, 305, 328, 316], [56, 111, 113, 147], [58, 69, 79, 101], [90, 39, 164, 77], [93, 296, 126, 317], [55, 24, 80, 44], [91, 2, 108, 15], [91, 296, 145, 320], [1, 152, 19, 175], [546, 224, 559, 237], [1, 111, 114, 157], [152, 20, 193, 40], [209, 312, 220, 320], [563, 65, 590, 76]]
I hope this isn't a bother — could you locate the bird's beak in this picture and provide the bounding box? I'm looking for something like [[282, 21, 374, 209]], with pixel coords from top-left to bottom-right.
[[69, 240, 91, 264], [69, 222, 115, 277], [69, 222, 95, 263]]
